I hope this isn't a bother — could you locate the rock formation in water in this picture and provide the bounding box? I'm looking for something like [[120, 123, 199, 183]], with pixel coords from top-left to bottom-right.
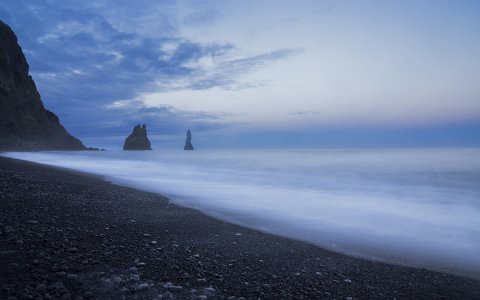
[[0, 20, 86, 151], [184, 129, 194, 150], [123, 124, 152, 150]]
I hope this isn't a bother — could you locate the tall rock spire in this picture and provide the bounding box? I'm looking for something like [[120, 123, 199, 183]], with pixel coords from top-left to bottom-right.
[[123, 124, 152, 150]]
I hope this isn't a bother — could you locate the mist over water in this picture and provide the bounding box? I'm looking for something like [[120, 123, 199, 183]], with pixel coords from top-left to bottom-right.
[[4, 149, 480, 279]]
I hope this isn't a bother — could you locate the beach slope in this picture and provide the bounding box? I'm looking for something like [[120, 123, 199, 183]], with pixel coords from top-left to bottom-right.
[[1, 156, 479, 299]]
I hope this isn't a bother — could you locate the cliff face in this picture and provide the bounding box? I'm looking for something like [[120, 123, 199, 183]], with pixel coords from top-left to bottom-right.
[[0, 20, 86, 151], [184, 129, 194, 150], [123, 124, 152, 150]]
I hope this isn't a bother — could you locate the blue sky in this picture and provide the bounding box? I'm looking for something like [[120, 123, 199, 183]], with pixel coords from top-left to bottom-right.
[[1, 0, 480, 148]]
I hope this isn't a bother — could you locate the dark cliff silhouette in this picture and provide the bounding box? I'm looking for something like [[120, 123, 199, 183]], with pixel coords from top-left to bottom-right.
[[0, 20, 86, 151], [123, 124, 152, 150], [184, 129, 194, 150]]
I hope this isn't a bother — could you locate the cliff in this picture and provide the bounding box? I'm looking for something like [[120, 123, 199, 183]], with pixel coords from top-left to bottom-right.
[[0, 20, 86, 151], [123, 124, 152, 150]]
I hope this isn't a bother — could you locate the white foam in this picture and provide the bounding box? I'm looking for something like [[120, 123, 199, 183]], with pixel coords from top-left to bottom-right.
[[4, 148, 480, 279]]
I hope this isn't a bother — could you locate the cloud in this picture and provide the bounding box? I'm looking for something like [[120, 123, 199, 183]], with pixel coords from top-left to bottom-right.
[[0, 0, 299, 143], [157, 47, 302, 91], [6, 0, 477, 149]]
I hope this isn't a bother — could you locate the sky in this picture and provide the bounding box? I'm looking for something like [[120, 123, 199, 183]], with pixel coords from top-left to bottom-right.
[[1, 0, 480, 149]]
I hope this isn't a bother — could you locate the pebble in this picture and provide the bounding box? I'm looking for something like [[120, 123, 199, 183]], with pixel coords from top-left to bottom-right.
[[66, 247, 78, 253], [204, 287, 216, 293], [136, 283, 149, 291], [130, 274, 140, 281], [0, 250, 16, 256], [55, 271, 67, 277], [163, 282, 183, 293], [111, 275, 122, 284], [169, 285, 183, 292], [35, 283, 46, 292], [83, 291, 94, 298], [55, 282, 66, 291]]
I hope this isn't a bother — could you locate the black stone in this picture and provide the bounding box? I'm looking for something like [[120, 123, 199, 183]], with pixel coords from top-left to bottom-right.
[[184, 129, 194, 150], [123, 124, 152, 150], [0, 20, 86, 151]]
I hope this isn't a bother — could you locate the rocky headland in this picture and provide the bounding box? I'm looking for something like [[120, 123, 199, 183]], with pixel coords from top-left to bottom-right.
[[0, 20, 86, 151]]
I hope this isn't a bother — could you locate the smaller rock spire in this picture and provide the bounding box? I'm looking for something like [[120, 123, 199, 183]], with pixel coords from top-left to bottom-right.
[[184, 129, 194, 150]]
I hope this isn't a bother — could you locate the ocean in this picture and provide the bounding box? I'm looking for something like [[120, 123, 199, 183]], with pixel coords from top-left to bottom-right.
[[4, 148, 480, 279]]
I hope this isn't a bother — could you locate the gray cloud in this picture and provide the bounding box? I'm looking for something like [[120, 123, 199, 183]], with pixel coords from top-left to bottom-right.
[[0, 0, 302, 143]]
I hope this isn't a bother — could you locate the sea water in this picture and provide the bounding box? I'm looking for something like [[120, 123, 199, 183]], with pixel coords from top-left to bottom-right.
[[4, 148, 480, 279]]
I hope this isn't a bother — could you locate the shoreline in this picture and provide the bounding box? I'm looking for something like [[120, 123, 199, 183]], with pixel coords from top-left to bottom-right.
[[1, 156, 479, 299]]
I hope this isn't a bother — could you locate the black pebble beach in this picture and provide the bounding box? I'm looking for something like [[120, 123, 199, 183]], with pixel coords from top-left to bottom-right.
[[1, 156, 479, 299]]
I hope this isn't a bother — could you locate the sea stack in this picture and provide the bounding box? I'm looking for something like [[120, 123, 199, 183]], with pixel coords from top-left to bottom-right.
[[123, 124, 152, 150], [184, 129, 194, 150], [0, 20, 86, 151]]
